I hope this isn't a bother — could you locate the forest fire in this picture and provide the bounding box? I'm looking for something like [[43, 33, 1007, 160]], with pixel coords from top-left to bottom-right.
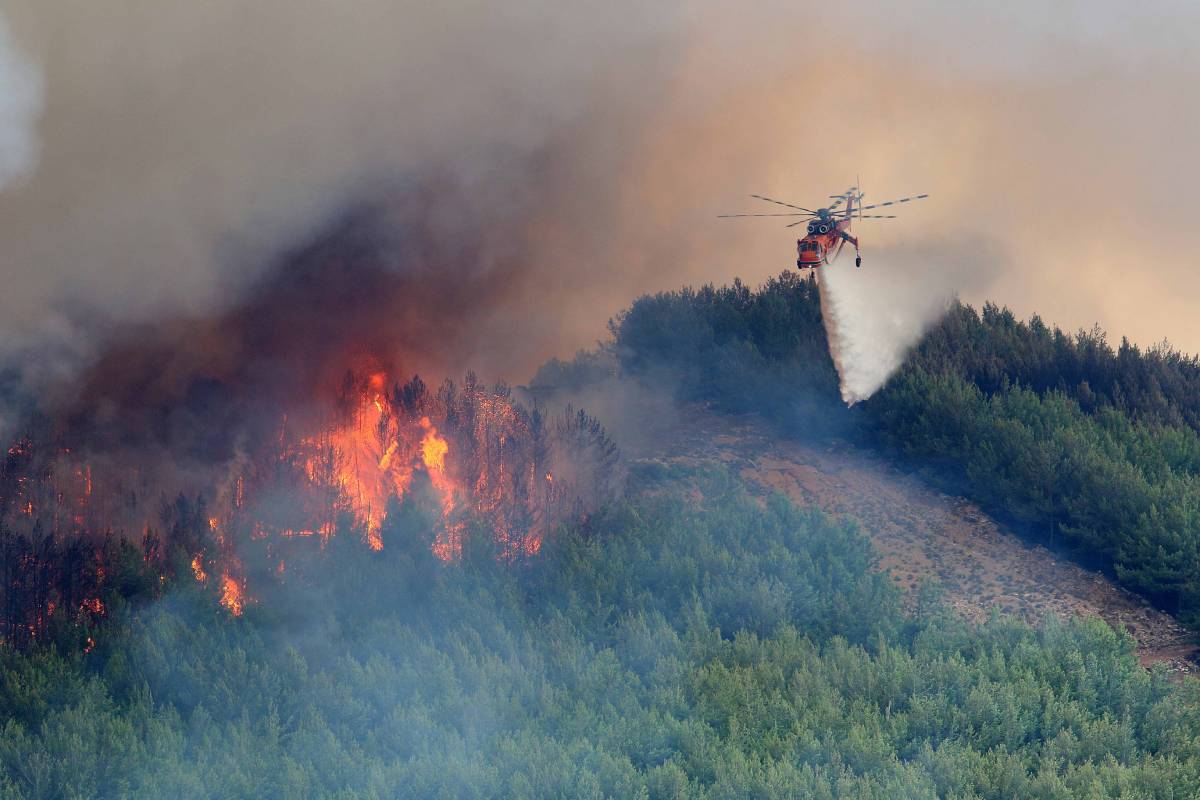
[[0, 194, 621, 646], [0, 364, 620, 639]]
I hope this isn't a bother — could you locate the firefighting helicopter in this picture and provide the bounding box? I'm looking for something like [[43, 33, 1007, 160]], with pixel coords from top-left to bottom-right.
[[719, 185, 929, 269]]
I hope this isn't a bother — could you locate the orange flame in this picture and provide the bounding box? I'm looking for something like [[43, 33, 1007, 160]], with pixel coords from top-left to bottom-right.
[[420, 417, 463, 561], [1, 367, 591, 636], [220, 573, 244, 616], [297, 377, 464, 555], [79, 597, 104, 615], [314, 371, 409, 550], [420, 418, 448, 473]]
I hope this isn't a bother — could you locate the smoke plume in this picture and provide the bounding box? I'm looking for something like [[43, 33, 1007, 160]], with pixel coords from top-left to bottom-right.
[[0, 11, 39, 191]]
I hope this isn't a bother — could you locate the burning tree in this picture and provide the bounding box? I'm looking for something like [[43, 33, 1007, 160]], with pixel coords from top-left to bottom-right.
[[0, 368, 621, 643], [0, 193, 629, 645]]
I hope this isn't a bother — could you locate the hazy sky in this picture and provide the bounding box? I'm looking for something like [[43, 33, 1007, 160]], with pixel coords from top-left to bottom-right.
[[1, 1, 1198, 388]]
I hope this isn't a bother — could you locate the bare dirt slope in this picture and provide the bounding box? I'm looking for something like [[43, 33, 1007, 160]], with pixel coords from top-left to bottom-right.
[[623, 404, 1197, 673]]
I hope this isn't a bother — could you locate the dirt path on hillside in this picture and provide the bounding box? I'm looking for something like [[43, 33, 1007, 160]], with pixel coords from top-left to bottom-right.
[[621, 405, 1198, 673]]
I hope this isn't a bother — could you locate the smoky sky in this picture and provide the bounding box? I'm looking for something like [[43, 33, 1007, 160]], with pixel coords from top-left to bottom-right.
[[0, 10, 37, 191], [1, 0, 1199, 415]]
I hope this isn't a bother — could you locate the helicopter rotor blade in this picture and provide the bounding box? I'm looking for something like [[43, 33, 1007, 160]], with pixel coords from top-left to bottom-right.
[[785, 214, 896, 228], [717, 212, 816, 218], [749, 194, 818, 213], [857, 193, 929, 211], [722, 188, 913, 225], [827, 214, 896, 220]]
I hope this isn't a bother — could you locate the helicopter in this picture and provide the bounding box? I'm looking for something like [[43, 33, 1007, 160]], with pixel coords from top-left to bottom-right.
[[719, 185, 928, 269]]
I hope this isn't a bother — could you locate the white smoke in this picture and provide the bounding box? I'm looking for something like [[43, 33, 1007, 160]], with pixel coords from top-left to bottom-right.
[[0, 11, 41, 441], [0, 12, 40, 190], [817, 238, 1004, 404]]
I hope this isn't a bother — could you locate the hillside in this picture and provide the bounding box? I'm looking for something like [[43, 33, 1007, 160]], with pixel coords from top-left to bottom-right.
[[8, 273, 1200, 797], [562, 271, 1200, 630], [620, 402, 1197, 672], [6, 468, 1200, 797]]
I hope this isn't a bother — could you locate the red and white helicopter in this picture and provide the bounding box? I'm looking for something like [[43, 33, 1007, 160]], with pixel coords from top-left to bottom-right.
[[719, 185, 928, 269]]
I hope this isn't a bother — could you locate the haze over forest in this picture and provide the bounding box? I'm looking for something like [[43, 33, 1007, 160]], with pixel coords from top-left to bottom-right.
[[3, 3, 1200, 799]]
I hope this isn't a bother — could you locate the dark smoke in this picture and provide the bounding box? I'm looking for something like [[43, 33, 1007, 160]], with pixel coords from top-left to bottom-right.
[[3, 1, 1200, 444], [14, 178, 523, 455], [0, 177, 625, 641]]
